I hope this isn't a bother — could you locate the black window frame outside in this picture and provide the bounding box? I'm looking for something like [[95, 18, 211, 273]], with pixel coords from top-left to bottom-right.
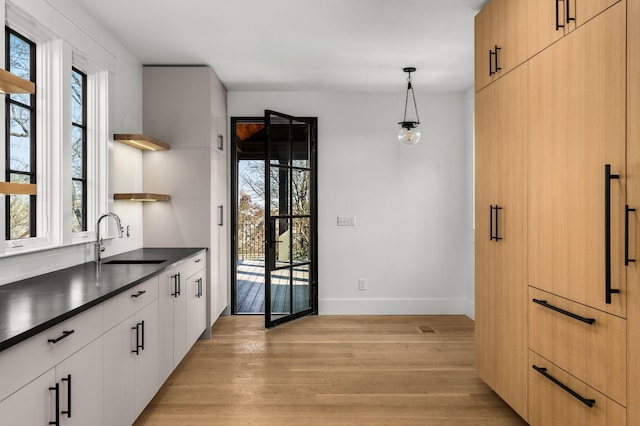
[[71, 66, 87, 232], [5, 27, 36, 240]]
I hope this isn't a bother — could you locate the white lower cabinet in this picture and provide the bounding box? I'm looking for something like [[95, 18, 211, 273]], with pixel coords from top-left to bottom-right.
[[158, 263, 187, 383], [158, 250, 208, 383], [56, 337, 104, 425], [0, 336, 104, 426], [186, 270, 207, 348], [104, 300, 159, 426], [0, 369, 56, 425]]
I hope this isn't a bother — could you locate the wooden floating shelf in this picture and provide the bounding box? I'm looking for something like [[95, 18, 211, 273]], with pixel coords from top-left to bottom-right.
[[0, 182, 37, 195], [113, 134, 170, 151], [0, 68, 35, 94], [114, 193, 171, 202]]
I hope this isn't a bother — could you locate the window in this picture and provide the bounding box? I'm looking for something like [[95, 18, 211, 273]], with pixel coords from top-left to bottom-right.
[[71, 67, 87, 232], [5, 28, 36, 240]]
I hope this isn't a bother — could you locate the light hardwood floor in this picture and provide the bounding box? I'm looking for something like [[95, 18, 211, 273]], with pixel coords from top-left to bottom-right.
[[135, 315, 527, 425]]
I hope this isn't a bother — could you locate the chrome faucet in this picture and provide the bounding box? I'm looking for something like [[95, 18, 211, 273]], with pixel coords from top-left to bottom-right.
[[95, 212, 124, 263]]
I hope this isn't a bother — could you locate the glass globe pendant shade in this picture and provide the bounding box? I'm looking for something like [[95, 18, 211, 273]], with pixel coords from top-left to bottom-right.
[[398, 126, 420, 146]]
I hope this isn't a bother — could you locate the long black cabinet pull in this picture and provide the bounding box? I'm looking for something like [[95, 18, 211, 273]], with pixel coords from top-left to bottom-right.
[[48, 330, 75, 344], [49, 383, 60, 425], [61, 374, 71, 418], [493, 45, 501, 74], [489, 49, 495, 77], [532, 299, 596, 325], [605, 164, 620, 303], [490, 205, 503, 241], [171, 273, 181, 297], [132, 322, 143, 355], [131, 290, 146, 298], [532, 365, 595, 408], [556, 0, 565, 30], [626, 205, 636, 265]]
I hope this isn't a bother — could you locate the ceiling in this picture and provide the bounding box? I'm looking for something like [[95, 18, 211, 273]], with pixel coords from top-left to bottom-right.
[[68, 0, 486, 93]]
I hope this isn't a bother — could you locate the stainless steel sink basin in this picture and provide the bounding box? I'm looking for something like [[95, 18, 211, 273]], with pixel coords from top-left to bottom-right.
[[103, 259, 166, 265]]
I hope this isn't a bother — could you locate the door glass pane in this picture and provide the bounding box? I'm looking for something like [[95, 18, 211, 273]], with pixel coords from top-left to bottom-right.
[[269, 166, 289, 217], [292, 170, 310, 216], [292, 121, 309, 168], [292, 217, 310, 263], [274, 218, 291, 269], [269, 116, 290, 166], [270, 268, 291, 315], [293, 264, 310, 313]]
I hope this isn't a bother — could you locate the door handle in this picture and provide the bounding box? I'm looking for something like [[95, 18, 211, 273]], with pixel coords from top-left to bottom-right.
[[49, 383, 60, 425], [556, 0, 565, 30], [566, 0, 575, 24], [532, 365, 595, 407], [605, 164, 620, 303], [61, 374, 71, 418]]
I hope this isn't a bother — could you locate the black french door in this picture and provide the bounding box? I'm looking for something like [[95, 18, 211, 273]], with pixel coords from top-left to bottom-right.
[[264, 110, 317, 328]]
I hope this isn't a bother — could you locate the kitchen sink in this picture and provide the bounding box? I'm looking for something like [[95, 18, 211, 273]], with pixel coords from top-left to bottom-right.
[[103, 259, 166, 265]]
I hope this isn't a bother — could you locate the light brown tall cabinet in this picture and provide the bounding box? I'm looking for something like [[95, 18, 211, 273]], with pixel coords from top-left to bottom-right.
[[475, 0, 635, 425]]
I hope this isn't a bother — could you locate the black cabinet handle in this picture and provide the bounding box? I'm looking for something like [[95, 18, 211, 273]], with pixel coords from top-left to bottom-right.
[[488, 46, 501, 76], [171, 273, 181, 297], [196, 278, 203, 298], [140, 320, 145, 351], [489, 49, 494, 76], [218, 205, 224, 227], [177, 273, 181, 296], [605, 164, 620, 303], [532, 365, 595, 407], [48, 330, 75, 344], [132, 322, 143, 355], [566, 0, 575, 24], [626, 205, 636, 265], [556, 0, 565, 30], [490, 205, 503, 241], [61, 374, 71, 418], [49, 383, 60, 425], [532, 299, 595, 325], [131, 290, 146, 298]]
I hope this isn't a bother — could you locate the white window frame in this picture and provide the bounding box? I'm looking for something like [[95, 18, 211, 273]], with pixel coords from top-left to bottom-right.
[[1, 5, 109, 256]]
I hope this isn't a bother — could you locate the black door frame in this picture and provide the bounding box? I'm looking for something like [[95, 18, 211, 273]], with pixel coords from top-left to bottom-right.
[[230, 116, 318, 320]]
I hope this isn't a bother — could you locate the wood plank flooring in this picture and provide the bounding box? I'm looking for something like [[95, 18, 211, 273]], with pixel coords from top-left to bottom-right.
[[135, 315, 527, 425]]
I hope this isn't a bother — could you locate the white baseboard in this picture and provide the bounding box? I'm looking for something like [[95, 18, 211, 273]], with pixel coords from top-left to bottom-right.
[[465, 299, 475, 320], [318, 298, 467, 315]]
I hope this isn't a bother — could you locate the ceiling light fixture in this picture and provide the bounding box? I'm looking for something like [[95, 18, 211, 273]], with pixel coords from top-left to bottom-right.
[[398, 67, 421, 146]]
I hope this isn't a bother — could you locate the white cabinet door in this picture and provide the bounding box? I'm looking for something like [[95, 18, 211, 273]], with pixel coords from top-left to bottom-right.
[[171, 265, 188, 368], [0, 369, 56, 425], [186, 271, 207, 347], [103, 317, 137, 426], [158, 267, 176, 383], [56, 337, 103, 426], [135, 300, 159, 414]]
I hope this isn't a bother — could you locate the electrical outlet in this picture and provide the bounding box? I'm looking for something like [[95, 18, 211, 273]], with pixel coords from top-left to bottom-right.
[[358, 279, 366, 291], [337, 216, 356, 226]]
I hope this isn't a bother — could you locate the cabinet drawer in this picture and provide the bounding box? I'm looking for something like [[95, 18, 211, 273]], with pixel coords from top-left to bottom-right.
[[0, 305, 103, 402], [528, 351, 625, 426], [529, 287, 626, 405], [182, 251, 206, 279], [103, 276, 159, 331]]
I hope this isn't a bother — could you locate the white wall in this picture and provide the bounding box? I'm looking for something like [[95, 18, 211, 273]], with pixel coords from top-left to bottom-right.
[[464, 88, 475, 320], [229, 90, 473, 315], [0, 0, 143, 284]]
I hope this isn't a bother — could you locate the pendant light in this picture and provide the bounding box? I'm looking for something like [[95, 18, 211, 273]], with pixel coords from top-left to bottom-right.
[[398, 67, 421, 146]]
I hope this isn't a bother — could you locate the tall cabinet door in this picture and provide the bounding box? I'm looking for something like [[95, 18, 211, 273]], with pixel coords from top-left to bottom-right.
[[475, 64, 528, 421], [528, 3, 626, 317]]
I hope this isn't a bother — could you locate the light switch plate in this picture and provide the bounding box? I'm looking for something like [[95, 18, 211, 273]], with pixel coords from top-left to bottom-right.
[[337, 216, 356, 226]]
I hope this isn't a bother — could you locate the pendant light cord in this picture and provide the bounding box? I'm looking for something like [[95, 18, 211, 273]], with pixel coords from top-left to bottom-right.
[[402, 71, 420, 124]]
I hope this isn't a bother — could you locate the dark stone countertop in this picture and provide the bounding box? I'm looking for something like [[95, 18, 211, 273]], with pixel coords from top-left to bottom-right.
[[0, 247, 205, 353]]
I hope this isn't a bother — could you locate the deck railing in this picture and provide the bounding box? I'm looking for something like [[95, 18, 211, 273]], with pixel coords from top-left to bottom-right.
[[238, 220, 265, 260]]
